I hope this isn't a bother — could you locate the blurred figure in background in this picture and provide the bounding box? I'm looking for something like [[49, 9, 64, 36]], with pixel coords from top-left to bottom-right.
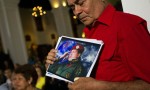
[[0, 51, 14, 73], [13, 63, 21, 70], [0, 69, 6, 85], [0, 68, 13, 90], [35, 65, 46, 90], [11, 64, 39, 90], [28, 43, 39, 65], [4, 68, 13, 86]]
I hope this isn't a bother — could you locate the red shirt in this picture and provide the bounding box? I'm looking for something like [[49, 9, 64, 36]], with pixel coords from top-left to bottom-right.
[[84, 4, 150, 83]]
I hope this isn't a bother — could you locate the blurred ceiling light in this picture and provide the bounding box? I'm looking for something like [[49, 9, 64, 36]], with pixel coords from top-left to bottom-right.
[[32, 6, 46, 17], [50, 0, 60, 8], [82, 32, 85, 38], [73, 16, 77, 19], [62, 1, 67, 7], [53, 3, 59, 8]]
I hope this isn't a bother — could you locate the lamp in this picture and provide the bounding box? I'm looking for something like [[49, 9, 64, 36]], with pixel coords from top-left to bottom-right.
[[32, 6, 46, 17], [50, 0, 67, 9]]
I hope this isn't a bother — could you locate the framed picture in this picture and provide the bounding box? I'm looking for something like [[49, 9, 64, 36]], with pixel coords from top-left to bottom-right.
[[46, 36, 104, 83]]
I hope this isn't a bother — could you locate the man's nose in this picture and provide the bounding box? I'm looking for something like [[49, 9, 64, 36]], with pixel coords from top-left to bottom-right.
[[74, 5, 82, 16]]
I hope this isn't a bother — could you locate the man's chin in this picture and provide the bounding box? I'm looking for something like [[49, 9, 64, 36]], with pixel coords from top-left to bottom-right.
[[68, 58, 75, 61], [82, 21, 93, 26], [68, 59, 72, 61]]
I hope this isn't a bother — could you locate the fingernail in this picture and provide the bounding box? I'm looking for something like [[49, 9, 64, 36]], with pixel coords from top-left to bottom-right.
[[74, 77, 79, 81]]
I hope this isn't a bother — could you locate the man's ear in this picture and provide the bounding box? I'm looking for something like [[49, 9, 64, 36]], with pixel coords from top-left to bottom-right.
[[28, 77, 33, 84]]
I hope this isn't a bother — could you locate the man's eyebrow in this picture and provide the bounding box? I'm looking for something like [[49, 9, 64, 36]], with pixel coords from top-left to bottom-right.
[[68, 0, 80, 7], [74, 0, 80, 4]]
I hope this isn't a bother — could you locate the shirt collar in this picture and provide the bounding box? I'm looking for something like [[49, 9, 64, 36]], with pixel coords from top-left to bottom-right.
[[96, 4, 116, 26]]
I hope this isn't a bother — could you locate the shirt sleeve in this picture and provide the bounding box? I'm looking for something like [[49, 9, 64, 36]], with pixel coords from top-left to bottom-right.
[[121, 20, 150, 83]]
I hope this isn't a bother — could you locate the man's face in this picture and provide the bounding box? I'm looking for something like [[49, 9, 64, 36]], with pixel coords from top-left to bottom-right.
[[11, 73, 29, 90], [67, 0, 106, 26], [35, 67, 42, 77], [4, 69, 12, 79], [68, 49, 80, 61]]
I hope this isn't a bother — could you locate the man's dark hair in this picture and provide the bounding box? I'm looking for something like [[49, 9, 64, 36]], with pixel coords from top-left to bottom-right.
[[14, 64, 38, 86]]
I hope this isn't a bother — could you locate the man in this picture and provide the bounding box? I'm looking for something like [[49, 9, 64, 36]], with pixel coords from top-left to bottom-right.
[[11, 64, 39, 90], [0, 82, 12, 90], [4, 68, 13, 85], [46, 0, 150, 89], [48, 44, 85, 81], [0, 68, 13, 90]]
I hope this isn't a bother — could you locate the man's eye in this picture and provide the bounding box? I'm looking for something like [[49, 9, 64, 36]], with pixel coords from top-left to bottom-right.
[[79, 2, 83, 6], [78, 1, 85, 6], [70, 6, 75, 10]]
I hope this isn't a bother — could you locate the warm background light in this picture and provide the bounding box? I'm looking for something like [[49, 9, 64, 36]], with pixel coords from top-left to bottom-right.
[[62, 1, 67, 7], [32, 6, 46, 17], [82, 32, 85, 38], [53, 3, 59, 8], [50, 0, 60, 8], [73, 16, 77, 19]]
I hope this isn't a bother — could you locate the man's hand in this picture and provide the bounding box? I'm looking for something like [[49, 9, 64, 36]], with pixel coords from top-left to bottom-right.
[[68, 77, 150, 90], [68, 77, 110, 90], [45, 49, 57, 69]]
